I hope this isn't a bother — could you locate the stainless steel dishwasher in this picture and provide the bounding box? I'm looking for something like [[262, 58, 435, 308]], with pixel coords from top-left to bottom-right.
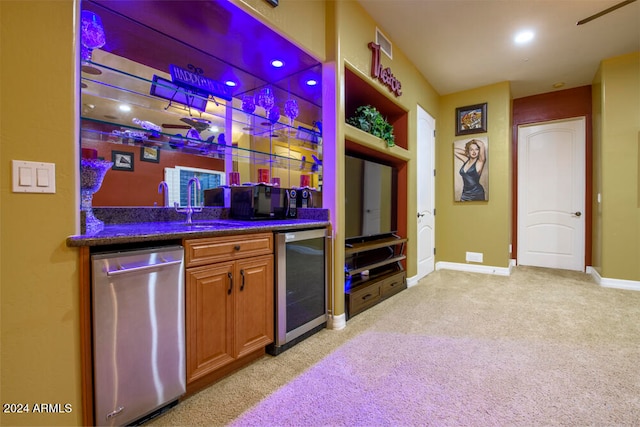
[[92, 246, 185, 426]]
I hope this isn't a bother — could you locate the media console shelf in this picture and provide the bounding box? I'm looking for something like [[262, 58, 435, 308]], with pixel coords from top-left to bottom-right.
[[344, 234, 407, 319]]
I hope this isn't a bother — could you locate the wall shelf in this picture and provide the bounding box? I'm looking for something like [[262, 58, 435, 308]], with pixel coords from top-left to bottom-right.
[[344, 124, 411, 162]]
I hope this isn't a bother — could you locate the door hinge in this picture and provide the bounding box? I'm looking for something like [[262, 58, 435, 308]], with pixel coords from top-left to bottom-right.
[[433, 129, 436, 137], [433, 208, 436, 216], [433, 169, 436, 177], [434, 247, 436, 255]]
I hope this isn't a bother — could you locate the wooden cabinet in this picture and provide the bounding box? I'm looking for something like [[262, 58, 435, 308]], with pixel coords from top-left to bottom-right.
[[345, 235, 407, 319], [184, 233, 273, 388]]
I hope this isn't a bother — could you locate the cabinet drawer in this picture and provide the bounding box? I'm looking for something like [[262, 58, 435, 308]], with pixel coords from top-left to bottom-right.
[[184, 233, 273, 267], [348, 282, 382, 316], [380, 272, 406, 298]]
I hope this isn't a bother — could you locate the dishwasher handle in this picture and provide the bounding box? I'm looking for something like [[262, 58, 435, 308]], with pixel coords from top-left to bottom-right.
[[106, 259, 183, 277]]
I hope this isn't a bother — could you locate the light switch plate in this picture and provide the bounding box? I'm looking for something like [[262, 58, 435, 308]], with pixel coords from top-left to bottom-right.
[[12, 160, 56, 193]]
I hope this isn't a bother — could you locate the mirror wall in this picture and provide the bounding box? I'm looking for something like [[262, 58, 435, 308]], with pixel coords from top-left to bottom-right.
[[80, 0, 323, 207]]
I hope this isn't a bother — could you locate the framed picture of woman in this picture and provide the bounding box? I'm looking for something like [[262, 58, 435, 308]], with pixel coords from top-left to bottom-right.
[[453, 137, 488, 202]]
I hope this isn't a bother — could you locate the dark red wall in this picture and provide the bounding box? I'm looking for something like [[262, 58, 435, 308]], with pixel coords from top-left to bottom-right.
[[512, 86, 593, 266], [86, 140, 224, 206]]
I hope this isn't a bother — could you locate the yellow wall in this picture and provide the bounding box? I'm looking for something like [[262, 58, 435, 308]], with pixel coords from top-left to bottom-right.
[[436, 83, 513, 268], [593, 52, 640, 281], [1, 1, 82, 426], [233, 0, 326, 61]]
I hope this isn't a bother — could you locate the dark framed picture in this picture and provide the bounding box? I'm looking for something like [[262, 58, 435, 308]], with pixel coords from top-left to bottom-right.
[[455, 103, 487, 136], [111, 150, 134, 171], [140, 146, 160, 163]]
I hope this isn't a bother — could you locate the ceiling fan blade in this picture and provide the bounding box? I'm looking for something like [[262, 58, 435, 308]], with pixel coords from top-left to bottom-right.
[[577, 0, 637, 25], [162, 123, 191, 129], [180, 117, 212, 132]]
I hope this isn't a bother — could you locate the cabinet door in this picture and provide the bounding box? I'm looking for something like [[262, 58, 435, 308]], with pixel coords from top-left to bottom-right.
[[186, 261, 235, 383], [234, 254, 274, 358]]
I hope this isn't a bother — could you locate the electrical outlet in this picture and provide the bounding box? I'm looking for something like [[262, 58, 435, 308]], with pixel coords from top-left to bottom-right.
[[466, 251, 483, 263]]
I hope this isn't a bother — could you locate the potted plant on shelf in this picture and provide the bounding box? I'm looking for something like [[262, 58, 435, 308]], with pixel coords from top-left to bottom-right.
[[346, 105, 395, 147]]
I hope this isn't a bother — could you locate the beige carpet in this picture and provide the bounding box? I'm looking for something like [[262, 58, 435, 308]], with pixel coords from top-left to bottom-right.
[[150, 267, 640, 426]]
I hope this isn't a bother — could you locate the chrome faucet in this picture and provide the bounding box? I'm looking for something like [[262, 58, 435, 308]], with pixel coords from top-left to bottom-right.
[[174, 176, 202, 224], [158, 181, 169, 207]]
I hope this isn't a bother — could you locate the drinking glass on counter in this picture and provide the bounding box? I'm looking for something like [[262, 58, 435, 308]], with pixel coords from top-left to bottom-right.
[[228, 171, 240, 186], [258, 168, 270, 183]]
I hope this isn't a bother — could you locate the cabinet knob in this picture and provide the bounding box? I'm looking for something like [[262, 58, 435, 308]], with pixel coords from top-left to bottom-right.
[[234, 245, 241, 251]]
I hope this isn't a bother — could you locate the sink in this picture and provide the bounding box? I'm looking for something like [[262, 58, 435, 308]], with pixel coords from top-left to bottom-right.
[[171, 219, 264, 231], [185, 222, 227, 229], [185, 220, 248, 230]]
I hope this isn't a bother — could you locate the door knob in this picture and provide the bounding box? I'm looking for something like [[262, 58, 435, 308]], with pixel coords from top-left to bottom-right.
[[417, 212, 425, 218], [573, 211, 582, 217]]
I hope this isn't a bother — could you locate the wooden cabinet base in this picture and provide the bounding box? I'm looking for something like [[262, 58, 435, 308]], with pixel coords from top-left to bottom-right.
[[185, 348, 266, 397], [345, 270, 406, 319], [184, 233, 274, 397]]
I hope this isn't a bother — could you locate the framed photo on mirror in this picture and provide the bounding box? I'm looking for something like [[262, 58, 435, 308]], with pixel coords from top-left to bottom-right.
[[111, 150, 134, 171], [140, 146, 160, 163]]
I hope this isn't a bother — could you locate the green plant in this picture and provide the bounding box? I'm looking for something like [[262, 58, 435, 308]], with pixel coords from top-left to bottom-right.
[[346, 105, 395, 147]]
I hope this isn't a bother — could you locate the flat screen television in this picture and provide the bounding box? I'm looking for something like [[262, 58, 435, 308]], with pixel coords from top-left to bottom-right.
[[344, 154, 398, 240]]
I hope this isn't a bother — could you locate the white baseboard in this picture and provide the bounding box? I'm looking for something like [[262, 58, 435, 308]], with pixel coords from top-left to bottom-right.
[[436, 260, 515, 276], [406, 275, 420, 287], [587, 267, 640, 291], [327, 313, 346, 330]]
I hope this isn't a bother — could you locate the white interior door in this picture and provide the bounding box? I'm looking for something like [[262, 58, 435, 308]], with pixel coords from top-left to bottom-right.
[[517, 117, 585, 271], [362, 161, 382, 235], [417, 106, 435, 279]]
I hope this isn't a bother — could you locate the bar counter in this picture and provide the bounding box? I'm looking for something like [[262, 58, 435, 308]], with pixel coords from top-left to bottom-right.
[[66, 207, 330, 247]]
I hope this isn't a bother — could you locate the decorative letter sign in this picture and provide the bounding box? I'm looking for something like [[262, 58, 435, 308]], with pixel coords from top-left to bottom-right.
[[169, 64, 232, 101], [368, 42, 402, 97]]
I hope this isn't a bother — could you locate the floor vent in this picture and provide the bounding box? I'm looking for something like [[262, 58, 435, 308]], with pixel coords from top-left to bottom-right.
[[376, 28, 392, 59]]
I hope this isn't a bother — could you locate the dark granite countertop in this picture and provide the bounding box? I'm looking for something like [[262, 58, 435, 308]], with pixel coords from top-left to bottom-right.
[[67, 207, 330, 247]]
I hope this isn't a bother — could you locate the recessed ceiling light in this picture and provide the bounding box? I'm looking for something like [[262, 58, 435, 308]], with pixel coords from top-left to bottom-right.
[[306, 79, 318, 86], [552, 82, 565, 89], [119, 104, 131, 112], [514, 30, 535, 44], [225, 80, 236, 87], [271, 59, 284, 68]]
